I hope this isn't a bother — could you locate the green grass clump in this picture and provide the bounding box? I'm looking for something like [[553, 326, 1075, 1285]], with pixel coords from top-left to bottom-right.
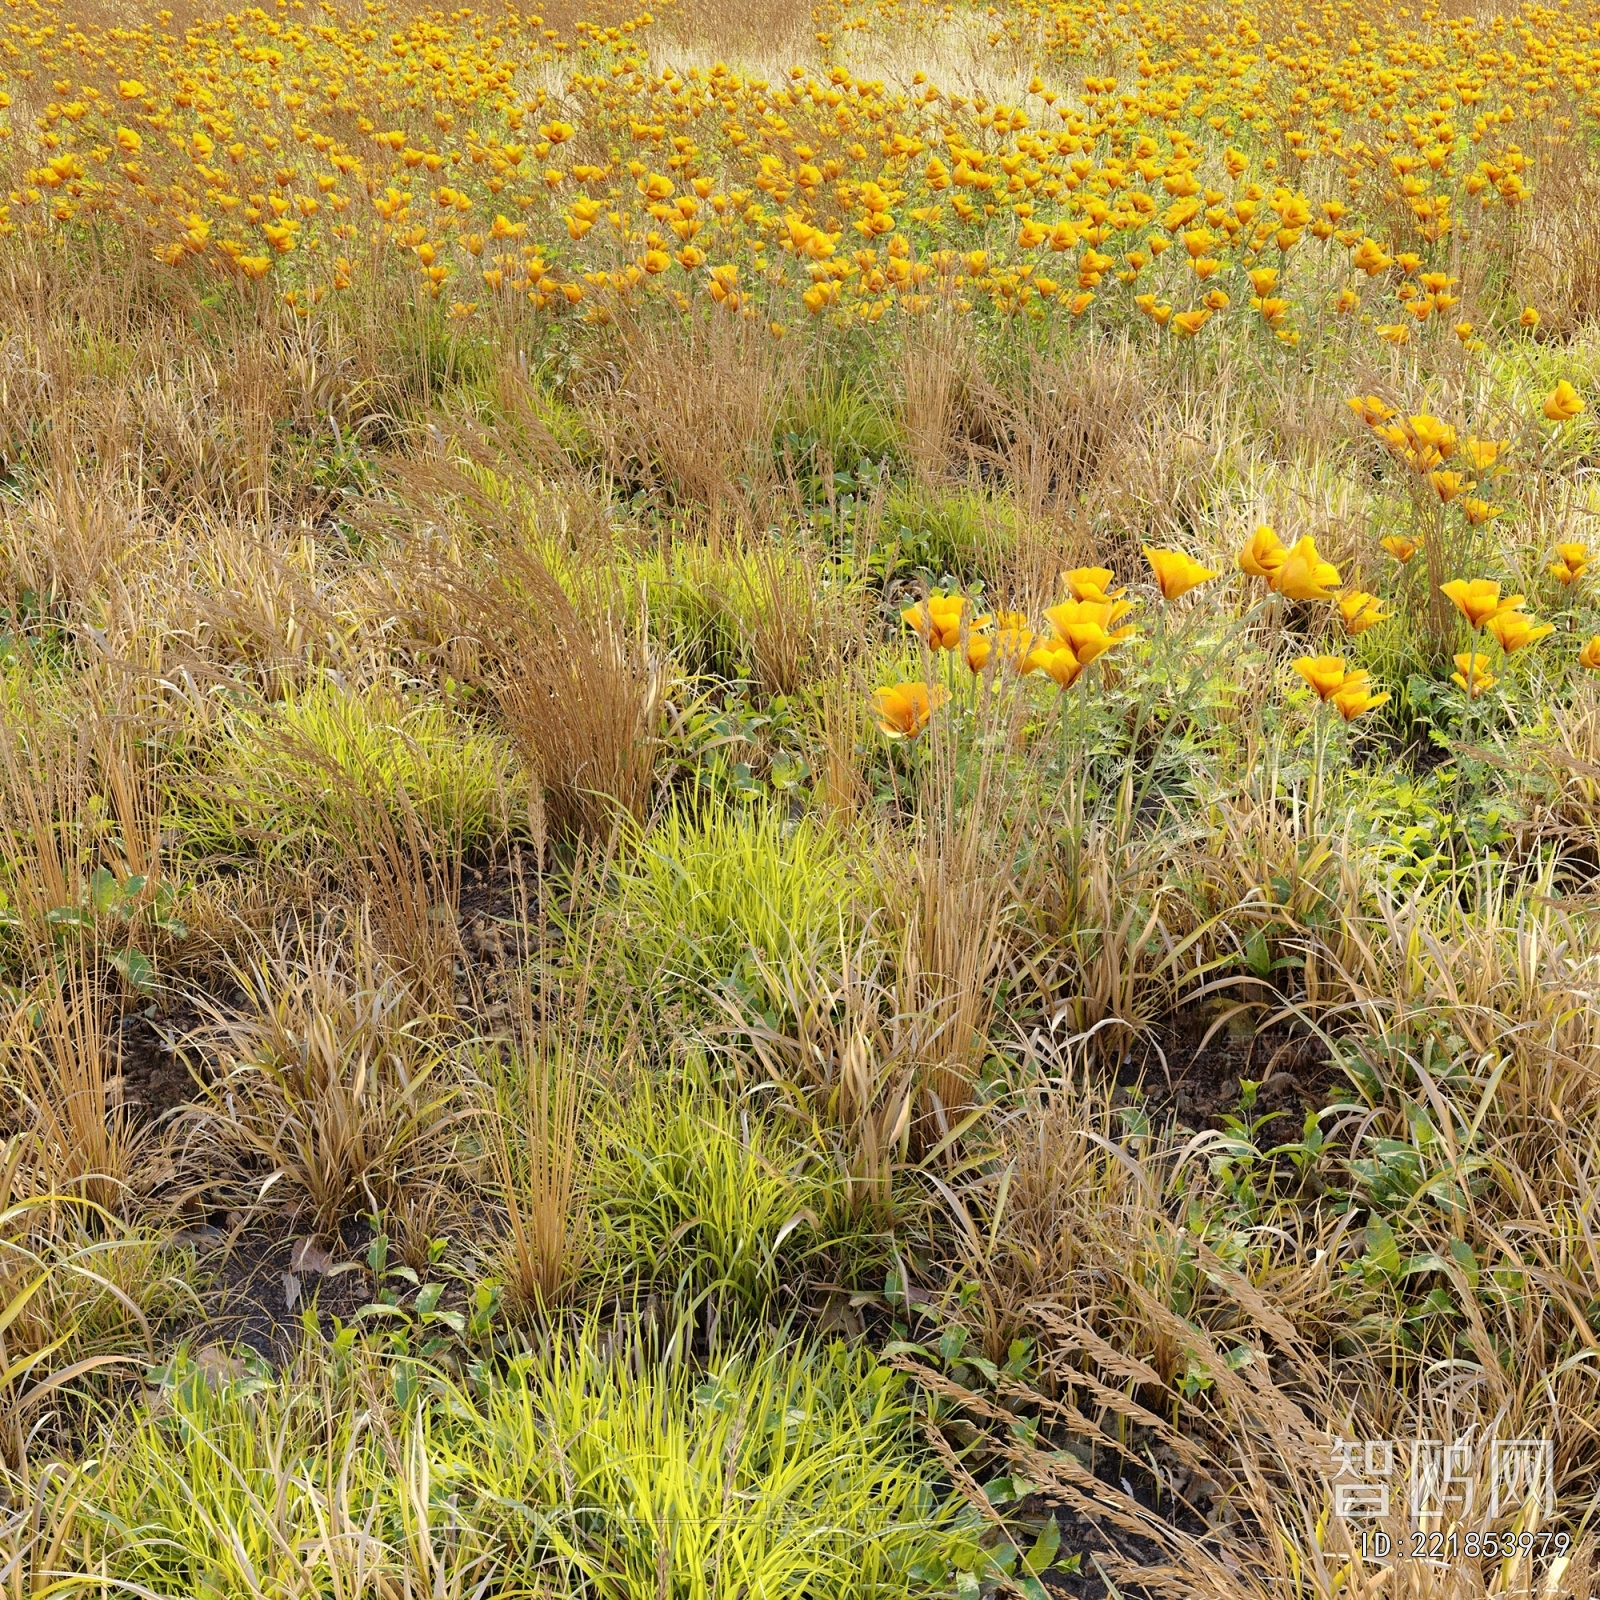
[[615, 802, 874, 1022], [179, 677, 521, 863], [875, 483, 1016, 584], [84, 1333, 966, 1599], [592, 1079, 850, 1331]]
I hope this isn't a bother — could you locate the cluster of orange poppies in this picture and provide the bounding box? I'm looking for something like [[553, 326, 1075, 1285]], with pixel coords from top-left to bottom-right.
[[875, 539, 1294, 735], [14, 0, 1600, 342], [873, 519, 1600, 737], [1438, 578, 1555, 697], [1291, 658, 1390, 721], [875, 556, 1151, 734], [1349, 386, 1587, 532]]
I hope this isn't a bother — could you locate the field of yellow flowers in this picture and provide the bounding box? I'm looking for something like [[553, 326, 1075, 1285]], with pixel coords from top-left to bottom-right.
[[0, 0, 1599, 1593]]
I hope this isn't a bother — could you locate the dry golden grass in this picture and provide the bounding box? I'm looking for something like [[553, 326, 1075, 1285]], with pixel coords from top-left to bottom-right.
[[0, 0, 1596, 1590]]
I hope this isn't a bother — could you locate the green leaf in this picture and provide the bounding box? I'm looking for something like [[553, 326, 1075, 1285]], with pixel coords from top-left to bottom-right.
[[414, 1281, 443, 1315], [393, 1360, 419, 1407], [879, 1340, 930, 1361], [1363, 1216, 1402, 1278], [1448, 1237, 1480, 1287], [88, 867, 120, 916], [110, 949, 155, 992], [1022, 1516, 1061, 1575], [1401, 1252, 1449, 1278], [1408, 1285, 1455, 1319]]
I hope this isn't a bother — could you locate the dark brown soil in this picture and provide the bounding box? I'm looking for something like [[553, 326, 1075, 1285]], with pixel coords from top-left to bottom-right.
[[1024, 1461, 1213, 1598], [179, 1217, 377, 1362], [1122, 1000, 1342, 1134], [113, 1001, 216, 1121]]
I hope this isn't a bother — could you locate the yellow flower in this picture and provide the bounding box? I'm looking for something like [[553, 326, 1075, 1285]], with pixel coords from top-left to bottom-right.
[[1551, 541, 1589, 584], [1461, 437, 1508, 473], [1579, 635, 1600, 672], [1061, 567, 1125, 602], [1025, 639, 1082, 687], [1460, 499, 1502, 526], [1452, 651, 1497, 695], [1352, 237, 1392, 275], [1142, 546, 1216, 601], [1484, 609, 1553, 654], [117, 79, 146, 99], [1380, 535, 1417, 564], [1331, 670, 1390, 721], [1045, 599, 1138, 663], [1272, 535, 1340, 601], [1520, 305, 1541, 329], [902, 594, 988, 651], [993, 612, 1038, 664], [872, 681, 948, 738], [1337, 592, 1390, 635], [967, 612, 1035, 672], [1407, 414, 1457, 468], [1347, 394, 1396, 425], [1173, 308, 1212, 337], [1430, 470, 1475, 503], [1543, 380, 1586, 422], [1440, 578, 1514, 631], [1293, 655, 1349, 700], [1238, 524, 1288, 579]]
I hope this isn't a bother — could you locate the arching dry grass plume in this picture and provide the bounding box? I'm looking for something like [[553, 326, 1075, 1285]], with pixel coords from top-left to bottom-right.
[[491, 550, 665, 846]]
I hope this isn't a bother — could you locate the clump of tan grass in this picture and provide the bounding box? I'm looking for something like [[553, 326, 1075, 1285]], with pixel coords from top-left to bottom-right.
[[598, 310, 799, 527], [480, 866, 618, 1316], [491, 548, 665, 846], [198, 922, 460, 1237]]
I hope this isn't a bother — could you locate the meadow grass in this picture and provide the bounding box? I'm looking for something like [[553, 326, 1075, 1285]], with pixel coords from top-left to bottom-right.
[[0, 0, 1598, 1593]]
